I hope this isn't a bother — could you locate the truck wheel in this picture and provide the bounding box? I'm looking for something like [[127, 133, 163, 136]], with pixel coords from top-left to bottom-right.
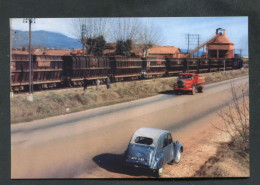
[[155, 167, 163, 177], [191, 86, 196, 95], [198, 86, 204, 93]]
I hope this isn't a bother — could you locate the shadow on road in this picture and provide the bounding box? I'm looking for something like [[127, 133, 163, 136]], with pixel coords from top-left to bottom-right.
[[93, 153, 154, 177], [159, 90, 175, 95]]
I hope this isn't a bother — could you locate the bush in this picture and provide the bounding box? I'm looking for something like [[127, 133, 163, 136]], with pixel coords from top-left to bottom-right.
[[216, 81, 249, 153]]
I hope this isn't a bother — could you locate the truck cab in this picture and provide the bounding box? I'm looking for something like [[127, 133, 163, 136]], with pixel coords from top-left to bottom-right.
[[173, 73, 205, 95]]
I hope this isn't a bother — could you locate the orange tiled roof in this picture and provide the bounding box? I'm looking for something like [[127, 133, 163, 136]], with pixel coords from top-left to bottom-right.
[[210, 35, 234, 45], [103, 49, 115, 54], [11, 50, 29, 55], [148, 46, 181, 54], [12, 50, 72, 56], [36, 50, 71, 56]]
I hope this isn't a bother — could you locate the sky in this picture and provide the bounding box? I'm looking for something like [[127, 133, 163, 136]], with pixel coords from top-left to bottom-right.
[[11, 17, 248, 56]]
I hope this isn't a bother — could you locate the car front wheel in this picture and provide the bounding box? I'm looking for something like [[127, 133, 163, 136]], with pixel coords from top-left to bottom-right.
[[174, 150, 182, 164]]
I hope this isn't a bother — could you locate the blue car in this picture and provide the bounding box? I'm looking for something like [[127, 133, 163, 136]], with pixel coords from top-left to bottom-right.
[[124, 127, 183, 177]]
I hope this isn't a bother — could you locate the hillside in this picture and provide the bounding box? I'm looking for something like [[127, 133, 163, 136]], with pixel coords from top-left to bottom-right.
[[12, 30, 82, 49]]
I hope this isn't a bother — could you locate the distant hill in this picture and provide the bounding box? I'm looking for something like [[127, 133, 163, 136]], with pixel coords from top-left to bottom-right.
[[12, 30, 82, 49]]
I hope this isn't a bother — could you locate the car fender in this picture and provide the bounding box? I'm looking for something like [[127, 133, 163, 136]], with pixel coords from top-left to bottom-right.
[[174, 141, 183, 159], [151, 153, 164, 169]]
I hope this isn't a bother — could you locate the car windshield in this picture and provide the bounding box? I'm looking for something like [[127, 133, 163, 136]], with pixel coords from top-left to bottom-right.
[[135, 136, 153, 145], [178, 75, 193, 80]]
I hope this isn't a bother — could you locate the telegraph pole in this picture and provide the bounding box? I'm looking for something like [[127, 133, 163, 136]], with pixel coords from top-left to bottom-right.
[[10, 19, 13, 98], [23, 18, 35, 102], [81, 23, 86, 56]]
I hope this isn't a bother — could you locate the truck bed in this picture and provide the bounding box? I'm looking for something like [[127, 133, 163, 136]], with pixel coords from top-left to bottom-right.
[[197, 76, 206, 84]]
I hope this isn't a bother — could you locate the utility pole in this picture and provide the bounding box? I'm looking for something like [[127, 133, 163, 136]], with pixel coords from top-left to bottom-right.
[[187, 34, 190, 54], [81, 23, 86, 56], [10, 19, 13, 99], [23, 18, 35, 102], [197, 35, 200, 58]]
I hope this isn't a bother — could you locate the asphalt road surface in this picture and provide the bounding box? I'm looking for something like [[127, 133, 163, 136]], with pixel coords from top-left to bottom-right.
[[11, 75, 248, 178]]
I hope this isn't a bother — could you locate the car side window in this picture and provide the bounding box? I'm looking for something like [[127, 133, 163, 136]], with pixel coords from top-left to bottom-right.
[[167, 134, 173, 144], [163, 135, 168, 148], [163, 134, 174, 148]]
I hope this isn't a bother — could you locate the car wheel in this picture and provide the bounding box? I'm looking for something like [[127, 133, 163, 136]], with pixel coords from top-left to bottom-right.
[[168, 159, 174, 165], [175, 150, 182, 164], [155, 167, 163, 177]]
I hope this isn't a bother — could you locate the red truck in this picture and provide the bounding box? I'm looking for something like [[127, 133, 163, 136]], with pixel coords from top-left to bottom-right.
[[173, 73, 205, 95]]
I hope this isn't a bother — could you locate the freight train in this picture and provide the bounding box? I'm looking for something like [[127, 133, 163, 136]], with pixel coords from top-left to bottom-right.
[[10, 53, 245, 92]]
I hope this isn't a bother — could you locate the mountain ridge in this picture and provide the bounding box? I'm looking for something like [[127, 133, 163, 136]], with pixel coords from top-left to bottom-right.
[[12, 30, 82, 49]]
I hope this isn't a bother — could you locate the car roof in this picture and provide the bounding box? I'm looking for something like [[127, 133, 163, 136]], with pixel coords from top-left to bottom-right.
[[130, 127, 169, 147]]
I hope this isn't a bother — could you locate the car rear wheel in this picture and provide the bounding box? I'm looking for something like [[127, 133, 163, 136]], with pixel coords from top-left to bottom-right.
[[155, 167, 163, 177]]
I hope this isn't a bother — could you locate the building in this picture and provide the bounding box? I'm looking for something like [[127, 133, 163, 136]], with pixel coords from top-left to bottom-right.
[[147, 46, 184, 58], [207, 29, 234, 59]]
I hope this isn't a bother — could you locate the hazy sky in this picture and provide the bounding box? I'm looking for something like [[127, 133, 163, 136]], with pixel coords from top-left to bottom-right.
[[11, 17, 248, 55]]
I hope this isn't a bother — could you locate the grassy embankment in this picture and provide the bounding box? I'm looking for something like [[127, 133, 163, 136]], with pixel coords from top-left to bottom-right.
[[11, 69, 248, 123]]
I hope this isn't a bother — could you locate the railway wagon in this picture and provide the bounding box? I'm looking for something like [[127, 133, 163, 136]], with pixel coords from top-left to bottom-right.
[[165, 58, 185, 76], [198, 59, 210, 73], [242, 58, 249, 68], [208, 59, 234, 72], [62, 56, 110, 86], [11, 54, 63, 92], [109, 56, 143, 81], [185, 59, 199, 73], [142, 57, 166, 78], [166, 58, 201, 75], [219, 59, 234, 71], [198, 59, 233, 73]]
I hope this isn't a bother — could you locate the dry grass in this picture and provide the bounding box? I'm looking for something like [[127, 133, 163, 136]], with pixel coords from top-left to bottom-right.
[[11, 69, 248, 123], [193, 76, 250, 177], [193, 135, 250, 177]]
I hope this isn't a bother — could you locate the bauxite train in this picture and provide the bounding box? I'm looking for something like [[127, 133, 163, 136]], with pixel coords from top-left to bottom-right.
[[10, 28, 247, 92]]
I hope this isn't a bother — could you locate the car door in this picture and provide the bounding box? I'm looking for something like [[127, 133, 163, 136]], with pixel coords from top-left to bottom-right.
[[167, 134, 174, 161], [162, 133, 173, 164]]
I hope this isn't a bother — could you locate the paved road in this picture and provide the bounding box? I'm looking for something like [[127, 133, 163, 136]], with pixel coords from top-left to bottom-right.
[[11, 75, 248, 178]]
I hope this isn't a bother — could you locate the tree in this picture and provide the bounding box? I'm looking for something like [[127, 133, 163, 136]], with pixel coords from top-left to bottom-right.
[[72, 18, 110, 55], [91, 36, 106, 56], [115, 39, 132, 56], [111, 18, 142, 56], [137, 23, 162, 57]]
